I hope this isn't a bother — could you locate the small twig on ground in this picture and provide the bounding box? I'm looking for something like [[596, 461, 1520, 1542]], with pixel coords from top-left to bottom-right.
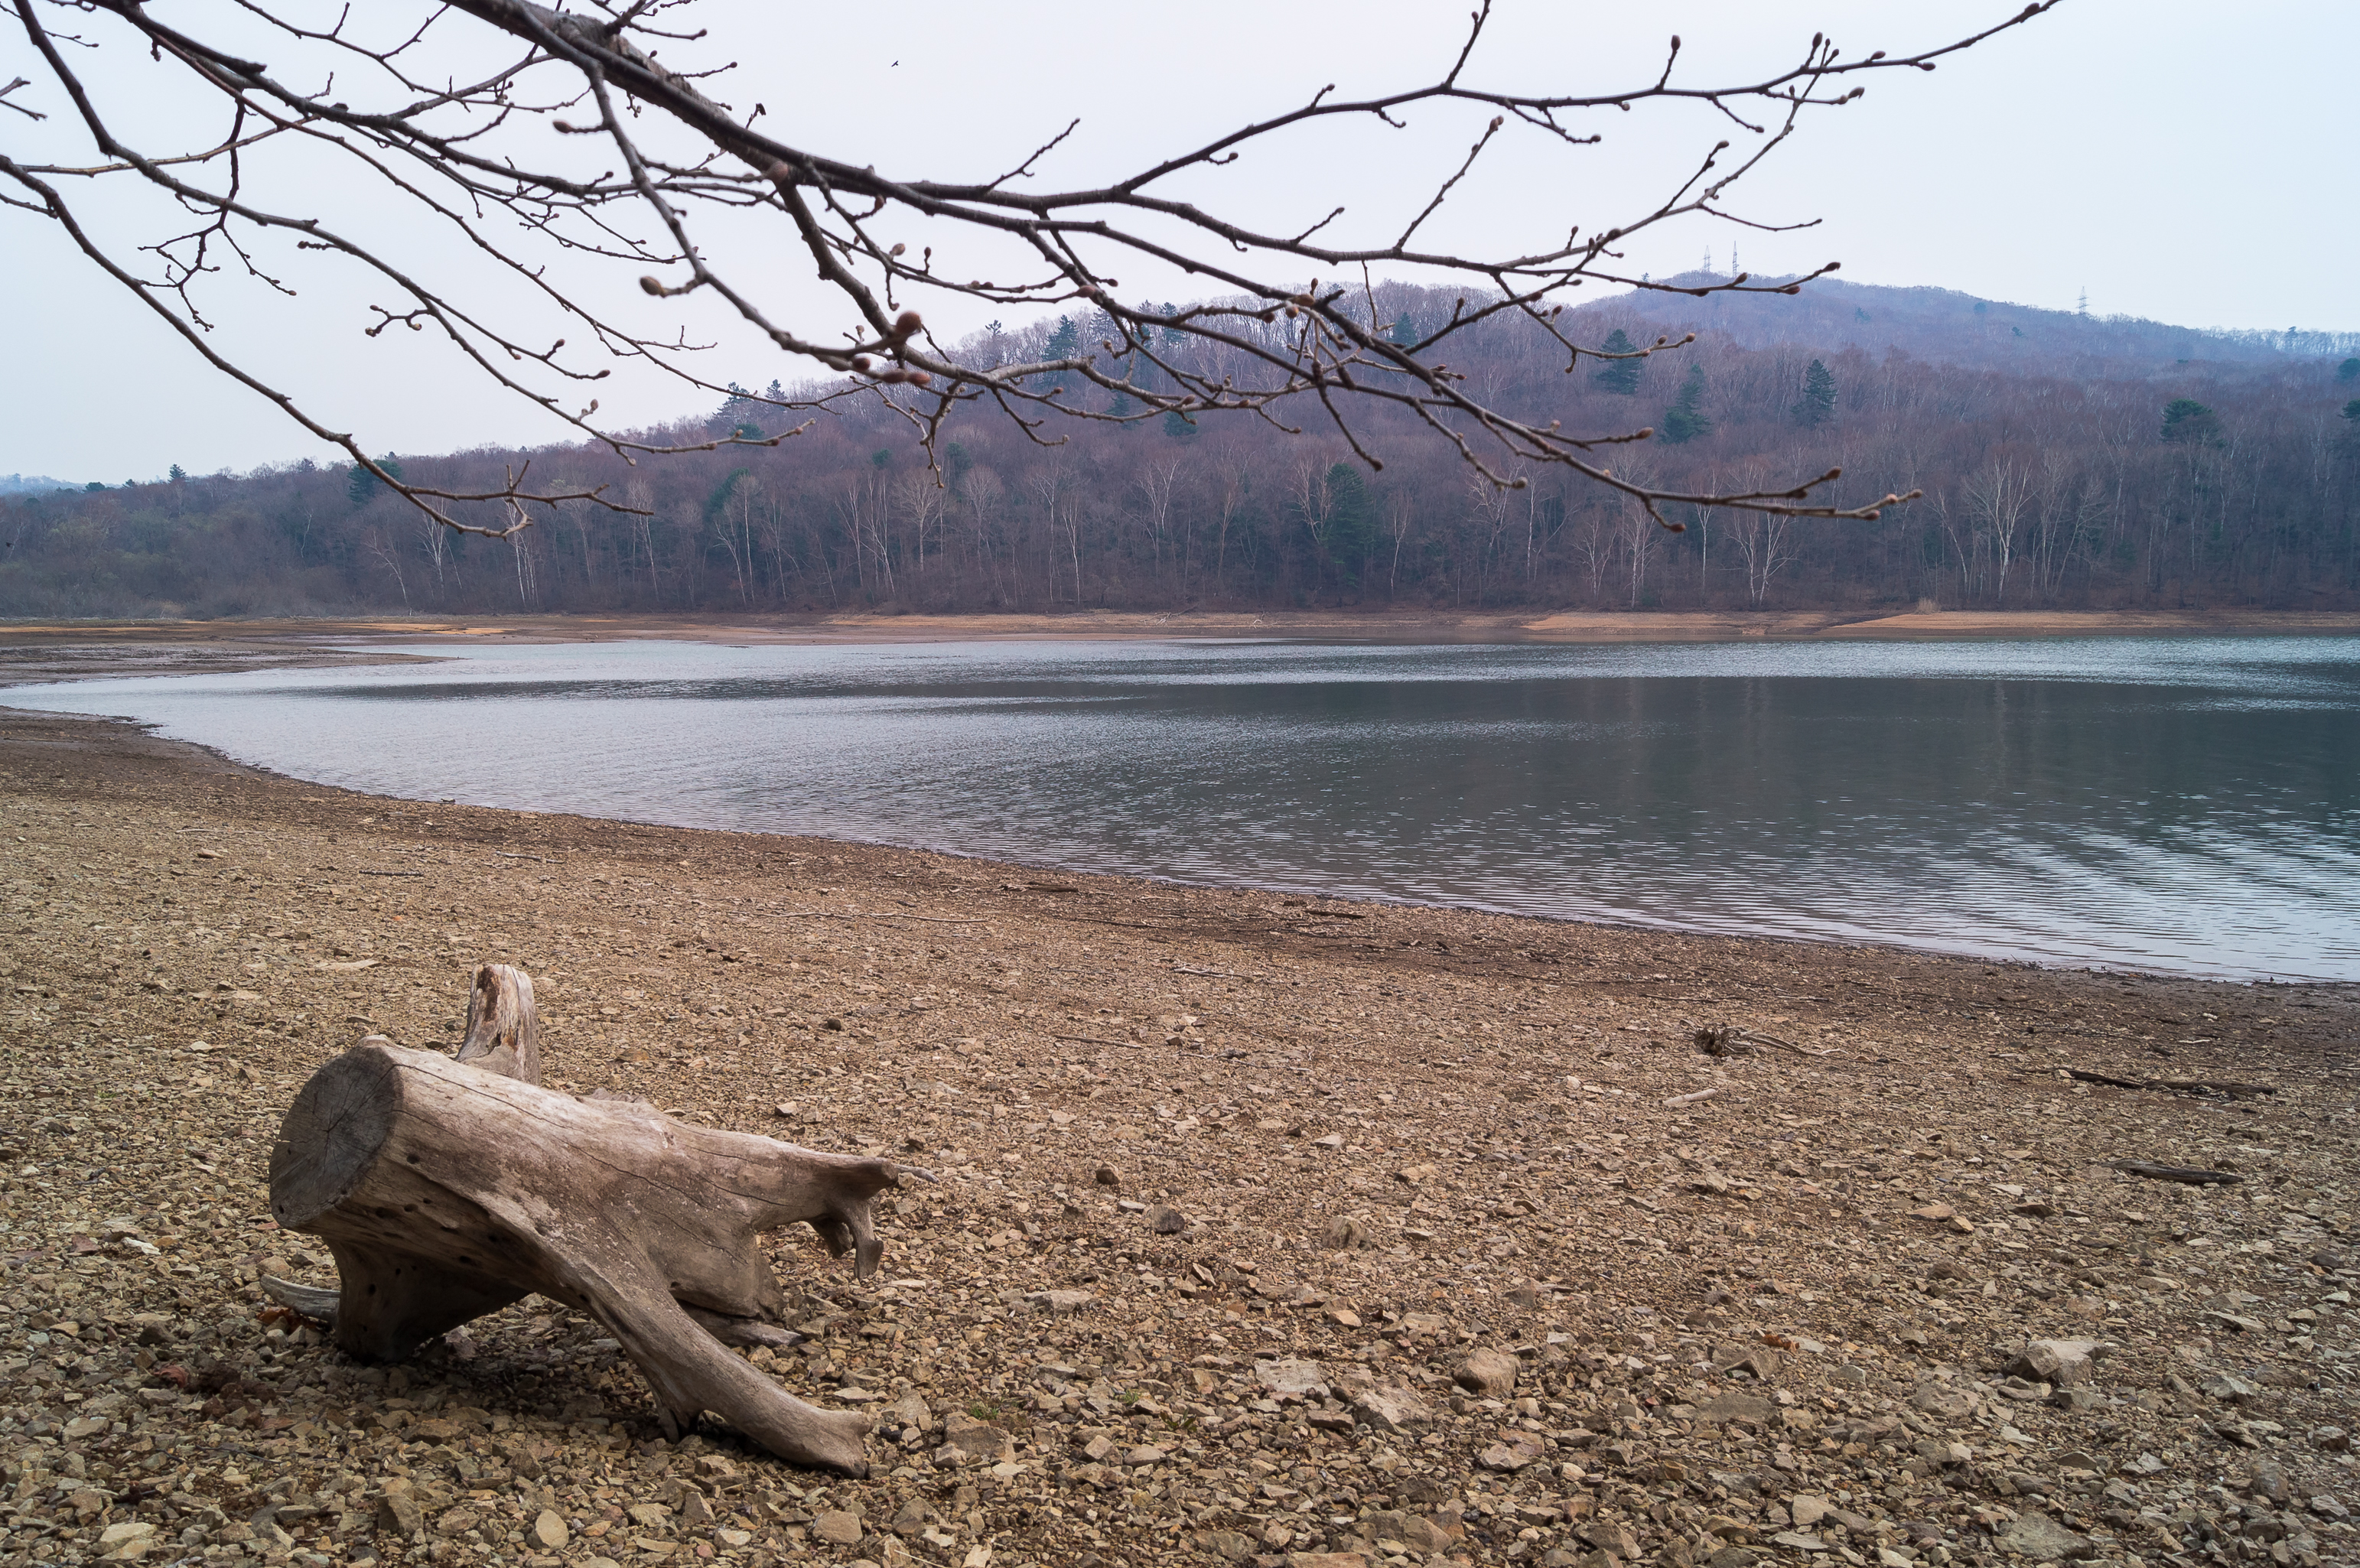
[[1663, 1087, 1720, 1108], [2109, 1160, 2243, 1186], [2069, 1069, 2275, 1099], [772, 909, 985, 924]]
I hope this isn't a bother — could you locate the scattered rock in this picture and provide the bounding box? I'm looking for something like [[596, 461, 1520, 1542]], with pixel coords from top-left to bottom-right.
[[812, 1509, 865, 1547], [1994, 1510, 2095, 1561], [1350, 1384, 1434, 1433], [376, 1490, 425, 1537], [1698, 1391, 1774, 1424], [939, 1411, 1017, 1466], [1256, 1358, 1332, 1400], [2010, 1337, 2111, 1387], [1455, 1347, 1521, 1396]]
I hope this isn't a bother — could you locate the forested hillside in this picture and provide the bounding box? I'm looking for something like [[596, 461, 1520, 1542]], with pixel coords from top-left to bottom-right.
[[8, 278, 2358, 618]]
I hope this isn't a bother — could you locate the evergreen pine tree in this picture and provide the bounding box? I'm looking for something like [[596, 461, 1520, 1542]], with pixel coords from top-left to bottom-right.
[[1389, 313, 1421, 348], [1793, 359, 1838, 428], [1659, 363, 1712, 444], [2339, 357, 2360, 383], [1040, 316, 1081, 392], [1161, 410, 1200, 443], [2160, 399, 2218, 444], [1589, 329, 1642, 395], [347, 454, 404, 507]]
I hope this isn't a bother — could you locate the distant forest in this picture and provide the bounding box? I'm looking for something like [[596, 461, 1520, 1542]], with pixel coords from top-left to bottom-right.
[[8, 278, 2359, 618]]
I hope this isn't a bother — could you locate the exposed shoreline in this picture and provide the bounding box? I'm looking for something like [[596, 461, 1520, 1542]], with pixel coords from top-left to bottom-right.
[[0, 704, 2353, 1568], [2, 606, 2356, 665]]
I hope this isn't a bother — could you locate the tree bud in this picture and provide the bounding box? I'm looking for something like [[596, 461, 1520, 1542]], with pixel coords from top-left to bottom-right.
[[893, 310, 923, 336], [639, 276, 666, 295]]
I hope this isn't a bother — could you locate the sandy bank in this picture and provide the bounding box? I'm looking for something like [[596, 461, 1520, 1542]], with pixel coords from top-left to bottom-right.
[[2, 608, 2355, 670]]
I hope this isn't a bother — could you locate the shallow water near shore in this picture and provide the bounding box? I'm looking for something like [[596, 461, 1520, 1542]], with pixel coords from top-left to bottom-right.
[[8, 634, 2357, 981]]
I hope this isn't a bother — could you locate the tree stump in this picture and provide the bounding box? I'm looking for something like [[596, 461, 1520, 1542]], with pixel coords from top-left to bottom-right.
[[266, 965, 916, 1474]]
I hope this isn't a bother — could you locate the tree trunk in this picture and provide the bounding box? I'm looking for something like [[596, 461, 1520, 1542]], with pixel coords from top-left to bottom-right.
[[265, 965, 915, 1474]]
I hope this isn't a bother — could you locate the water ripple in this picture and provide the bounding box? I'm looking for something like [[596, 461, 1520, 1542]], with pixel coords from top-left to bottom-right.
[[5, 635, 2354, 981]]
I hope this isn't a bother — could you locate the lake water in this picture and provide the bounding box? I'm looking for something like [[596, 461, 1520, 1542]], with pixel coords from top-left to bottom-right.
[[6, 636, 2356, 982]]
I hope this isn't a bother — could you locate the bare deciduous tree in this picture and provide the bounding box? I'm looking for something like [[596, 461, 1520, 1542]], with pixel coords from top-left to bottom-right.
[[3, 0, 2055, 538]]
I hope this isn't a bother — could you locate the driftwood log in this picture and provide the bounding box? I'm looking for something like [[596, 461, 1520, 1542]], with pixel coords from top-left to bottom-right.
[[265, 964, 919, 1474]]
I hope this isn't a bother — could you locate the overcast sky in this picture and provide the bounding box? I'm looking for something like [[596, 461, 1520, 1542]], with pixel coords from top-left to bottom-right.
[[5, 0, 2354, 483]]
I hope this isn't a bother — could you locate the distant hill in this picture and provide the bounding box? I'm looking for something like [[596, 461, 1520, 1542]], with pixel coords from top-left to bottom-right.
[[0, 474, 76, 496], [1596, 273, 2360, 377], [5, 272, 2357, 621]]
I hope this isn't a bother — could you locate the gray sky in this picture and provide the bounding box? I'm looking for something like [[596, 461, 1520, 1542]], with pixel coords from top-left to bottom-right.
[[5, 0, 2353, 483]]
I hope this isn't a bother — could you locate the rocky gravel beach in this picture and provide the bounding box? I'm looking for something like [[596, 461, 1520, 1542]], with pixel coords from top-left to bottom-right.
[[0, 705, 2354, 1568]]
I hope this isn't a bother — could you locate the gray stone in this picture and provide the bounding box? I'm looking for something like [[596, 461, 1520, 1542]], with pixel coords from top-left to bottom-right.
[[1994, 1510, 2094, 1561], [1255, 1358, 1332, 1401], [889, 1498, 940, 1537], [1323, 1215, 1375, 1250], [2200, 1372, 2261, 1403], [1454, 1347, 1521, 1396], [939, 1410, 1016, 1465], [2248, 1459, 2290, 1505], [2010, 1338, 2111, 1388], [1910, 1382, 1978, 1419], [1395, 1473, 1454, 1505], [1147, 1204, 1186, 1235], [1698, 1391, 1774, 1424], [812, 1509, 864, 1547], [1350, 1384, 1434, 1433], [1025, 1288, 1096, 1314], [375, 1492, 425, 1538]]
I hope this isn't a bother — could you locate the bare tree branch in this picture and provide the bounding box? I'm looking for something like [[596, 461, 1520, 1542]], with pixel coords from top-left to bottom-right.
[[3, 0, 2059, 530]]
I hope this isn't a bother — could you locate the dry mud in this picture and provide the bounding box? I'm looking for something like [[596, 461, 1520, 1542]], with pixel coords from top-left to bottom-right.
[[0, 708, 2354, 1568]]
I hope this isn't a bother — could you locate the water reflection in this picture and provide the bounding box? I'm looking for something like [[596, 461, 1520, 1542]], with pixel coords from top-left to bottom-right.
[[6, 636, 2355, 981]]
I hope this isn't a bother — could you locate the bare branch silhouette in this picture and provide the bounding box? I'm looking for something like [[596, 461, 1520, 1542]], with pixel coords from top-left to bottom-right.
[[3, 0, 2059, 535]]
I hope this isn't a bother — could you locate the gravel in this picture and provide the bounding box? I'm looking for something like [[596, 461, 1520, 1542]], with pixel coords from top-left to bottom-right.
[[1, 706, 2355, 1568]]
